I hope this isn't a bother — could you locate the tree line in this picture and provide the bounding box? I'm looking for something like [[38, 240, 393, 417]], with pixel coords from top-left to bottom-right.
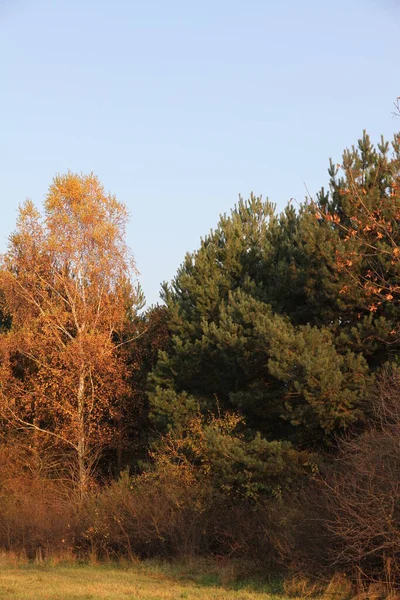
[[1, 131, 400, 587]]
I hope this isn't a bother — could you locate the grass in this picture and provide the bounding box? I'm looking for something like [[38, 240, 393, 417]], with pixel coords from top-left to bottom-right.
[[0, 557, 289, 600]]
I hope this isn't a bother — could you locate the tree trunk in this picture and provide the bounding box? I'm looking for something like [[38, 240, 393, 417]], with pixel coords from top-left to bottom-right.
[[77, 369, 87, 499]]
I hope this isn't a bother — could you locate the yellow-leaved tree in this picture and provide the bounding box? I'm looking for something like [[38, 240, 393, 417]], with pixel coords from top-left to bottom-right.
[[0, 173, 141, 497]]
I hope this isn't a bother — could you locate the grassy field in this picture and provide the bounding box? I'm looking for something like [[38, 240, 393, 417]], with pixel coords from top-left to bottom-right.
[[0, 560, 286, 600]]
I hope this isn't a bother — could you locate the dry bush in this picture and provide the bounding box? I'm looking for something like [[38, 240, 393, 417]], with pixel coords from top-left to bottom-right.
[[284, 482, 337, 577], [323, 573, 353, 600], [283, 572, 353, 600], [0, 439, 80, 559], [0, 481, 76, 559], [0, 438, 295, 566], [80, 461, 215, 560], [283, 574, 324, 598], [0, 434, 312, 569], [80, 460, 294, 568], [210, 496, 300, 572], [323, 368, 400, 586]]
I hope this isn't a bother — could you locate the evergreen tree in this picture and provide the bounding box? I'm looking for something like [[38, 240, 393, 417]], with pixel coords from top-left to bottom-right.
[[311, 131, 400, 365], [149, 194, 370, 447]]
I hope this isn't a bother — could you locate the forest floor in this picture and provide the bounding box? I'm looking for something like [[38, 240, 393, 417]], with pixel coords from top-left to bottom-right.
[[0, 559, 288, 600]]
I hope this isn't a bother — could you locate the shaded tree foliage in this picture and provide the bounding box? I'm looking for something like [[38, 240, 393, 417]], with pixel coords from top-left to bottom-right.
[[149, 193, 371, 447]]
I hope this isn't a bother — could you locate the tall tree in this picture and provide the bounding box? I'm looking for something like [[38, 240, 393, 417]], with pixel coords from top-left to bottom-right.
[[149, 195, 369, 446], [0, 173, 140, 496], [311, 131, 400, 362]]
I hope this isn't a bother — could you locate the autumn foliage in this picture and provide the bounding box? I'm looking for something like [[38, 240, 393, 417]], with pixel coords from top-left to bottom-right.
[[314, 132, 400, 320], [0, 173, 140, 496]]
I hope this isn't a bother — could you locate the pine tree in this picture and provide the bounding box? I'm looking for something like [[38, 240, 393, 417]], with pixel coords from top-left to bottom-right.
[[149, 194, 370, 447], [311, 131, 400, 364]]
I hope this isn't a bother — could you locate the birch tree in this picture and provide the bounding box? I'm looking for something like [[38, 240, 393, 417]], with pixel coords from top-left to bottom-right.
[[0, 173, 140, 497]]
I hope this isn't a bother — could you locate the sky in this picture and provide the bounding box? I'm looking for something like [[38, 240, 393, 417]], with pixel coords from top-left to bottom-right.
[[1, 0, 400, 306]]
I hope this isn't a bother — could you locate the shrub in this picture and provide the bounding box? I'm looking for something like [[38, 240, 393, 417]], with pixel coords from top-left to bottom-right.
[[323, 368, 400, 585]]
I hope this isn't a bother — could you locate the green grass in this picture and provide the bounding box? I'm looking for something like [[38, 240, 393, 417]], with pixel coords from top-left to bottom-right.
[[0, 558, 289, 600]]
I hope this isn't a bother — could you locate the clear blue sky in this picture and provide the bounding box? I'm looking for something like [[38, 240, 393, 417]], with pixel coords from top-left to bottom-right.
[[1, 0, 399, 306]]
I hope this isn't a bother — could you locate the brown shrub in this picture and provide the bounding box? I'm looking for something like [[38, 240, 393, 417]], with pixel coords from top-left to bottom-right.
[[323, 368, 400, 586]]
